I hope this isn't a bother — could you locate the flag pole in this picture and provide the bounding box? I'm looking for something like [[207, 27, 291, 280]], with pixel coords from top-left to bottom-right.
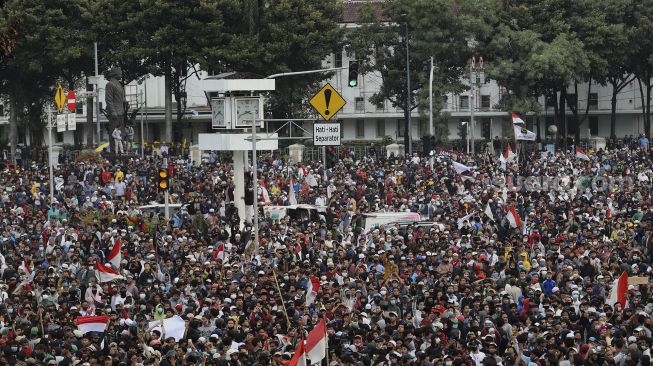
[[272, 270, 292, 331], [324, 316, 329, 366]]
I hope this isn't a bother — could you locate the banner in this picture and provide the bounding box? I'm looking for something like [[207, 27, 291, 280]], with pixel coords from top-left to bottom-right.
[[67, 113, 76, 131], [56, 114, 66, 133]]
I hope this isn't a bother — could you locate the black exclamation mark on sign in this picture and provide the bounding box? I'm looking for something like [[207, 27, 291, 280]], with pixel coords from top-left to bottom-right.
[[324, 89, 332, 115]]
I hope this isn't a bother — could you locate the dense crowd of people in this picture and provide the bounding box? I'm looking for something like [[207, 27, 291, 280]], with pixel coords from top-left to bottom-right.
[[0, 139, 652, 366]]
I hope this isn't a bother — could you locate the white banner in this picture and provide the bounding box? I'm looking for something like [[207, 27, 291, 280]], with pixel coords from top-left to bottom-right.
[[56, 114, 66, 133], [148, 315, 186, 342], [67, 113, 76, 131]]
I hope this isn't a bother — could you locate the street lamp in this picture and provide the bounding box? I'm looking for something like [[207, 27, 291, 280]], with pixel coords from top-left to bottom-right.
[[469, 56, 484, 154], [402, 13, 412, 156]]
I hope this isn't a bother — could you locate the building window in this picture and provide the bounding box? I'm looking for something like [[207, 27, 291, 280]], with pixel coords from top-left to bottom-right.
[[376, 119, 385, 137], [545, 95, 556, 108], [459, 95, 469, 110], [481, 95, 491, 110], [589, 93, 598, 110], [356, 119, 365, 138], [355, 97, 364, 112], [397, 119, 404, 137], [589, 116, 599, 135], [76, 102, 84, 115], [335, 52, 342, 68], [56, 132, 64, 143]]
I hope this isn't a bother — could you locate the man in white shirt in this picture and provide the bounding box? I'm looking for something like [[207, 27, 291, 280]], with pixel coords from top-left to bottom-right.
[[112, 127, 123, 155]]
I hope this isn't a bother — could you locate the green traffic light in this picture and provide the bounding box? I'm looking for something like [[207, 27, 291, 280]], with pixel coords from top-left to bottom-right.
[[349, 79, 358, 87]]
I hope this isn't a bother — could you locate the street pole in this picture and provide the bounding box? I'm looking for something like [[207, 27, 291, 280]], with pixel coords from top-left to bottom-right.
[[466, 122, 470, 154], [322, 146, 327, 182], [251, 123, 259, 252], [163, 157, 169, 220], [429, 56, 434, 137], [140, 90, 144, 158], [470, 62, 475, 155], [47, 108, 54, 206], [94, 42, 100, 144], [405, 20, 412, 156]]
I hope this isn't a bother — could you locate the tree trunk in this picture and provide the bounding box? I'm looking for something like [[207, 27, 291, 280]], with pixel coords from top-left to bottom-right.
[[86, 77, 94, 147], [164, 66, 173, 143], [638, 78, 646, 137], [559, 89, 566, 146], [9, 90, 17, 164], [610, 82, 617, 139]]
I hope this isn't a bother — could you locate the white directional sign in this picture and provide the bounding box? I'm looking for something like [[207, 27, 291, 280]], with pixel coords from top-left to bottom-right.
[[313, 122, 341, 146], [56, 114, 66, 133], [67, 113, 76, 131]]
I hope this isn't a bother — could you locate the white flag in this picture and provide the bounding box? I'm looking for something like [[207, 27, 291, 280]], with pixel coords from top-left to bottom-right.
[[514, 125, 536, 141], [457, 212, 474, 229], [484, 203, 494, 221], [452, 161, 471, 174]]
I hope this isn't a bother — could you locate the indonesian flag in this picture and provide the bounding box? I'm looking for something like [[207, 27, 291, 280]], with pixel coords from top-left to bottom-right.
[[575, 147, 590, 161], [306, 319, 327, 365], [298, 164, 308, 180], [19, 260, 32, 276], [296, 240, 303, 259], [95, 262, 123, 283], [305, 275, 320, 307], [259, 178, 270, 204], [289, 179, 298, 205], [76, 315, 109, 334], [506, 205, 522, 228], [607, 271, 629, 309], [606, 201, 614, 219], [213, 243, 226, 262], [288, 336, 307, 366], [452, 161, 471, 174], [107, 238, 122, 269], [484, 203, 495, 221], [512, 113, 525, 125]]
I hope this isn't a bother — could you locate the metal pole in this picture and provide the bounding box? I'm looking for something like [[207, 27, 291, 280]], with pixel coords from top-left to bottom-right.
[[94, 42, 100, 145], [470, 63, 475, 154], [144, 77, 148, 142], [265, 67, 346, 79], [47, 108, 54, 206], [429, 56, 434, 137], [252, 124, 259, 251], [322, 145, 327, 182], [466, 122, 470, 154], [140, 90, 144, 158], [405, 21, 412, 156], [163, 157, 169, 221]]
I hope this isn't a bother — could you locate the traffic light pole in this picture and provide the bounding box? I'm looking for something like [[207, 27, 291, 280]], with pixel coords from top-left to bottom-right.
[[163, 157, 169, 221]]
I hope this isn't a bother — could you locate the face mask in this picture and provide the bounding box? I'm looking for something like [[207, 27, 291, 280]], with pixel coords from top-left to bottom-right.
[[230, 294, 237, 300], [210, 349, 217, 354], [380, 291, 387, 296], [390, 300, 396, 305], [139, 293, 146, 299]]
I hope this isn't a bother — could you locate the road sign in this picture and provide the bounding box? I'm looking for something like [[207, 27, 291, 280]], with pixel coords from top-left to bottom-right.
[[309, 83, 346, 121], [67, 89, 76, 112], [67, 113, 76, 131], [56, 114, 66, 132], [55, 85, 65, 113], [313, 122, 341, 146]]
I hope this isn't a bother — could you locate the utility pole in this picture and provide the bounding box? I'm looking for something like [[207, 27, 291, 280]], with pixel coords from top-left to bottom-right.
[[46, 108, 54, 206], [429, 56, 434, 137], [94, 42, 101, 144], [404, 18, 412, 156], [470, 56, 484, 155]]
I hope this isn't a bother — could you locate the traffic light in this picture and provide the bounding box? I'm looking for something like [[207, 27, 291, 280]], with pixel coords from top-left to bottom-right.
[[158, 168, 169, 191], [348, 61, 359, 87]]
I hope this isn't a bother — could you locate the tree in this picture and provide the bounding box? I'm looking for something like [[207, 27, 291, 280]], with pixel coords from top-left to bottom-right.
[[212, 0, 343, 134], [628, 0, 653, 138], [347, 0, 493, 153], [0, 0, 93, 161]]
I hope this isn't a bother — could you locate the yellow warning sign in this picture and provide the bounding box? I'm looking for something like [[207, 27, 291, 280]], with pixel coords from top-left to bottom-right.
[[55, 84, 65, 113], [309, 83, 346, 121]]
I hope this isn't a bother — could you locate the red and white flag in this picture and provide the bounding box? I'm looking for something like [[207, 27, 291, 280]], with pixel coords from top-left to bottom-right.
[[506, 205, 522, 228], [306, 319, 327, 365], [95, 262, 123, 283], [107, 238, 122, 269], [575, 147, 590, 161], [259, 178, 270, 204], [498, 145, 516, 168], [305, 275, 320, 307], [512, 113, 525, 125], [288, 336, 307, 366], [608, 271, 629, 309], [76, 315, 110, 334], [213, 243, 226, 262], [606, 201, 614, 219], [19, 260, 32, 276]]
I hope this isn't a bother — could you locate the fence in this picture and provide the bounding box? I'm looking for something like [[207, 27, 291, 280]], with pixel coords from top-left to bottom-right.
[[283, 145, 388, 162]]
